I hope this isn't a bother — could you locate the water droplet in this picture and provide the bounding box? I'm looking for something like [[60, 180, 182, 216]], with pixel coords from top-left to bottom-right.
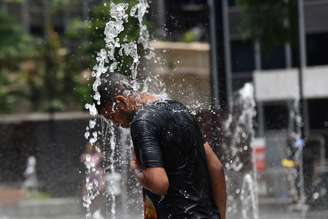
[[244, 146, 248, 151], [313, 192, 319, 200]]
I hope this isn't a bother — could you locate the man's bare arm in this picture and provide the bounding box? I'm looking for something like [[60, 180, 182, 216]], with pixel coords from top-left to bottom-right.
[[204, 142, 226, 219], [130, 159, 169, 196]]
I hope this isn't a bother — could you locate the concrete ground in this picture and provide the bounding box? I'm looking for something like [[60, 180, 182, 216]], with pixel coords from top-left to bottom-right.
[[1, 208, 328, 219], [2, 207, 328, 219], [0, 196, 328, 219], [259, 197, 328, 219], [260, 206, 328, 219]]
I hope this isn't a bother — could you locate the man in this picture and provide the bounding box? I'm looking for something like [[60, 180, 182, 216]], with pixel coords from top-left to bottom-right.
[[96, 73, 226, 219]]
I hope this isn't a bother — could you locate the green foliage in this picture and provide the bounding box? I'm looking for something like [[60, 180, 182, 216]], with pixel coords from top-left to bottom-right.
[[3, 0, 24, 3], [182, 31, 199, 43], [42, 30, 68, 112], [0, 70, 16, 113], [0, 10, 41, 113], [0, 10, 38, 66], [0, 0, 147, 114], [237, 0, 298, 49], [181, 27, 203, 43], [0, 7, 77, 113]]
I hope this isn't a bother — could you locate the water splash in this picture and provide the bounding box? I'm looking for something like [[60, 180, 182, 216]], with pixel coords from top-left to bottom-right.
[[23, 156, 38, 191], [130, 0, 153, 59], [83, 1, 152, 218], [223, 83, 256, 171], [99, 117, 113, 217], [82, 148, 105, 219], [241, 174, 258, 219], [222, 83, 259, 219]]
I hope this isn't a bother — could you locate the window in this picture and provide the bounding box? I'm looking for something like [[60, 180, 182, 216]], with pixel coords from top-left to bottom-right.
[[261, 44, 286, 70], [231, 40, 255, 73], [307, 33, 328, 66], [308, 98, 328, 129], [164, 0, 209, 41], [228, 0, 237, 7], [263, 102, 289, 130]]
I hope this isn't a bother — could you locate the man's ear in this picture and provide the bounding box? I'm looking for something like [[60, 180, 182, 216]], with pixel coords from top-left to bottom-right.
[[115, 95, 128, 109]]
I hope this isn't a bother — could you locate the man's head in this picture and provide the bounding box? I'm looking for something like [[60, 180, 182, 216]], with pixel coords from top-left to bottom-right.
[[96, 73, 136, 128]]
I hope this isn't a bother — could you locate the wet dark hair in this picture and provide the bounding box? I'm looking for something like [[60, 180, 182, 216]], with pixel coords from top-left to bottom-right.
[[95, 73, 134, 113]]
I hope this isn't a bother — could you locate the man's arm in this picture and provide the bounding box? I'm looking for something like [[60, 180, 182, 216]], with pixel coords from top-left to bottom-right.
[[130, 116, 170, 196], [204, 142, 226, 219], [130, 154, 169, 196]]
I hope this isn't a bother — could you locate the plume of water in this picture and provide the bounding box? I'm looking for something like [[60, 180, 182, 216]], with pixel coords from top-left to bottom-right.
[[83, 1, 128, 217], [220, 83, 259, 219], [83, 1, 154, 218], [223, 83, 256, 172], [82, 149, 103, 218], [23, 156, 38, 191]]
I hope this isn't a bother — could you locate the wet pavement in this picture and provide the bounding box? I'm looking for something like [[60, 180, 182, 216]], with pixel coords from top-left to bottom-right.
[[260, 208, 328, 219], [0, 196, 328, 219], [1, 208, 328, 219], [2, 207, 328, 219], [258, 197, 328, 219], [1, 209, 328, 219]]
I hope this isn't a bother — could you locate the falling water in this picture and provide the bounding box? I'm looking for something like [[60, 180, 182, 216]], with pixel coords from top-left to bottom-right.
[[221, 83, 259, 219], [23, 156, 38, 191], [95, 117, 124, 218], [83, 1, 153, 218]]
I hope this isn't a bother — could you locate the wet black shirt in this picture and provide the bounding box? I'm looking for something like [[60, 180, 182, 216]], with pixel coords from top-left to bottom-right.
[[131, 100, 218, 219]]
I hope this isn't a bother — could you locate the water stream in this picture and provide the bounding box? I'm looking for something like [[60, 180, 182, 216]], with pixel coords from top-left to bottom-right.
[[83, 1, 152, 218], [222, 83, 259, 219]]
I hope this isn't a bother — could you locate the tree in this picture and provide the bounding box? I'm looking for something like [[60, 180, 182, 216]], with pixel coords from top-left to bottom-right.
[[237, 0, 298, 49], [0, 10, 38, 68], [0, 0, 147, 113], [0, 9, 40, 113]]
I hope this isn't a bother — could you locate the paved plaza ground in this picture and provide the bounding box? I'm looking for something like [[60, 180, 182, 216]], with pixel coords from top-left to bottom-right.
[[1, 207, 328, 219], [0, 188, 327, 219], [1, 200, 328, 219]]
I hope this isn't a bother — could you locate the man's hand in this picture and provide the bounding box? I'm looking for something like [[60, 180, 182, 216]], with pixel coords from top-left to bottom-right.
[[204, 143, 226, 219], [130, 154, 144, 179]]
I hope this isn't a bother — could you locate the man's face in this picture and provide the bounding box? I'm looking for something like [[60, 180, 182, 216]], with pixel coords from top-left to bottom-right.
[[100, 96, 134, 128]]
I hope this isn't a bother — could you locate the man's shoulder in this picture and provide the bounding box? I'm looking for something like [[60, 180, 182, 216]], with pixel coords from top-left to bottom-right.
[[132, 105, 157, 123], [132, 100, 190, 125], [131, 105, 162, 129], [130, 105, 163, 138]]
